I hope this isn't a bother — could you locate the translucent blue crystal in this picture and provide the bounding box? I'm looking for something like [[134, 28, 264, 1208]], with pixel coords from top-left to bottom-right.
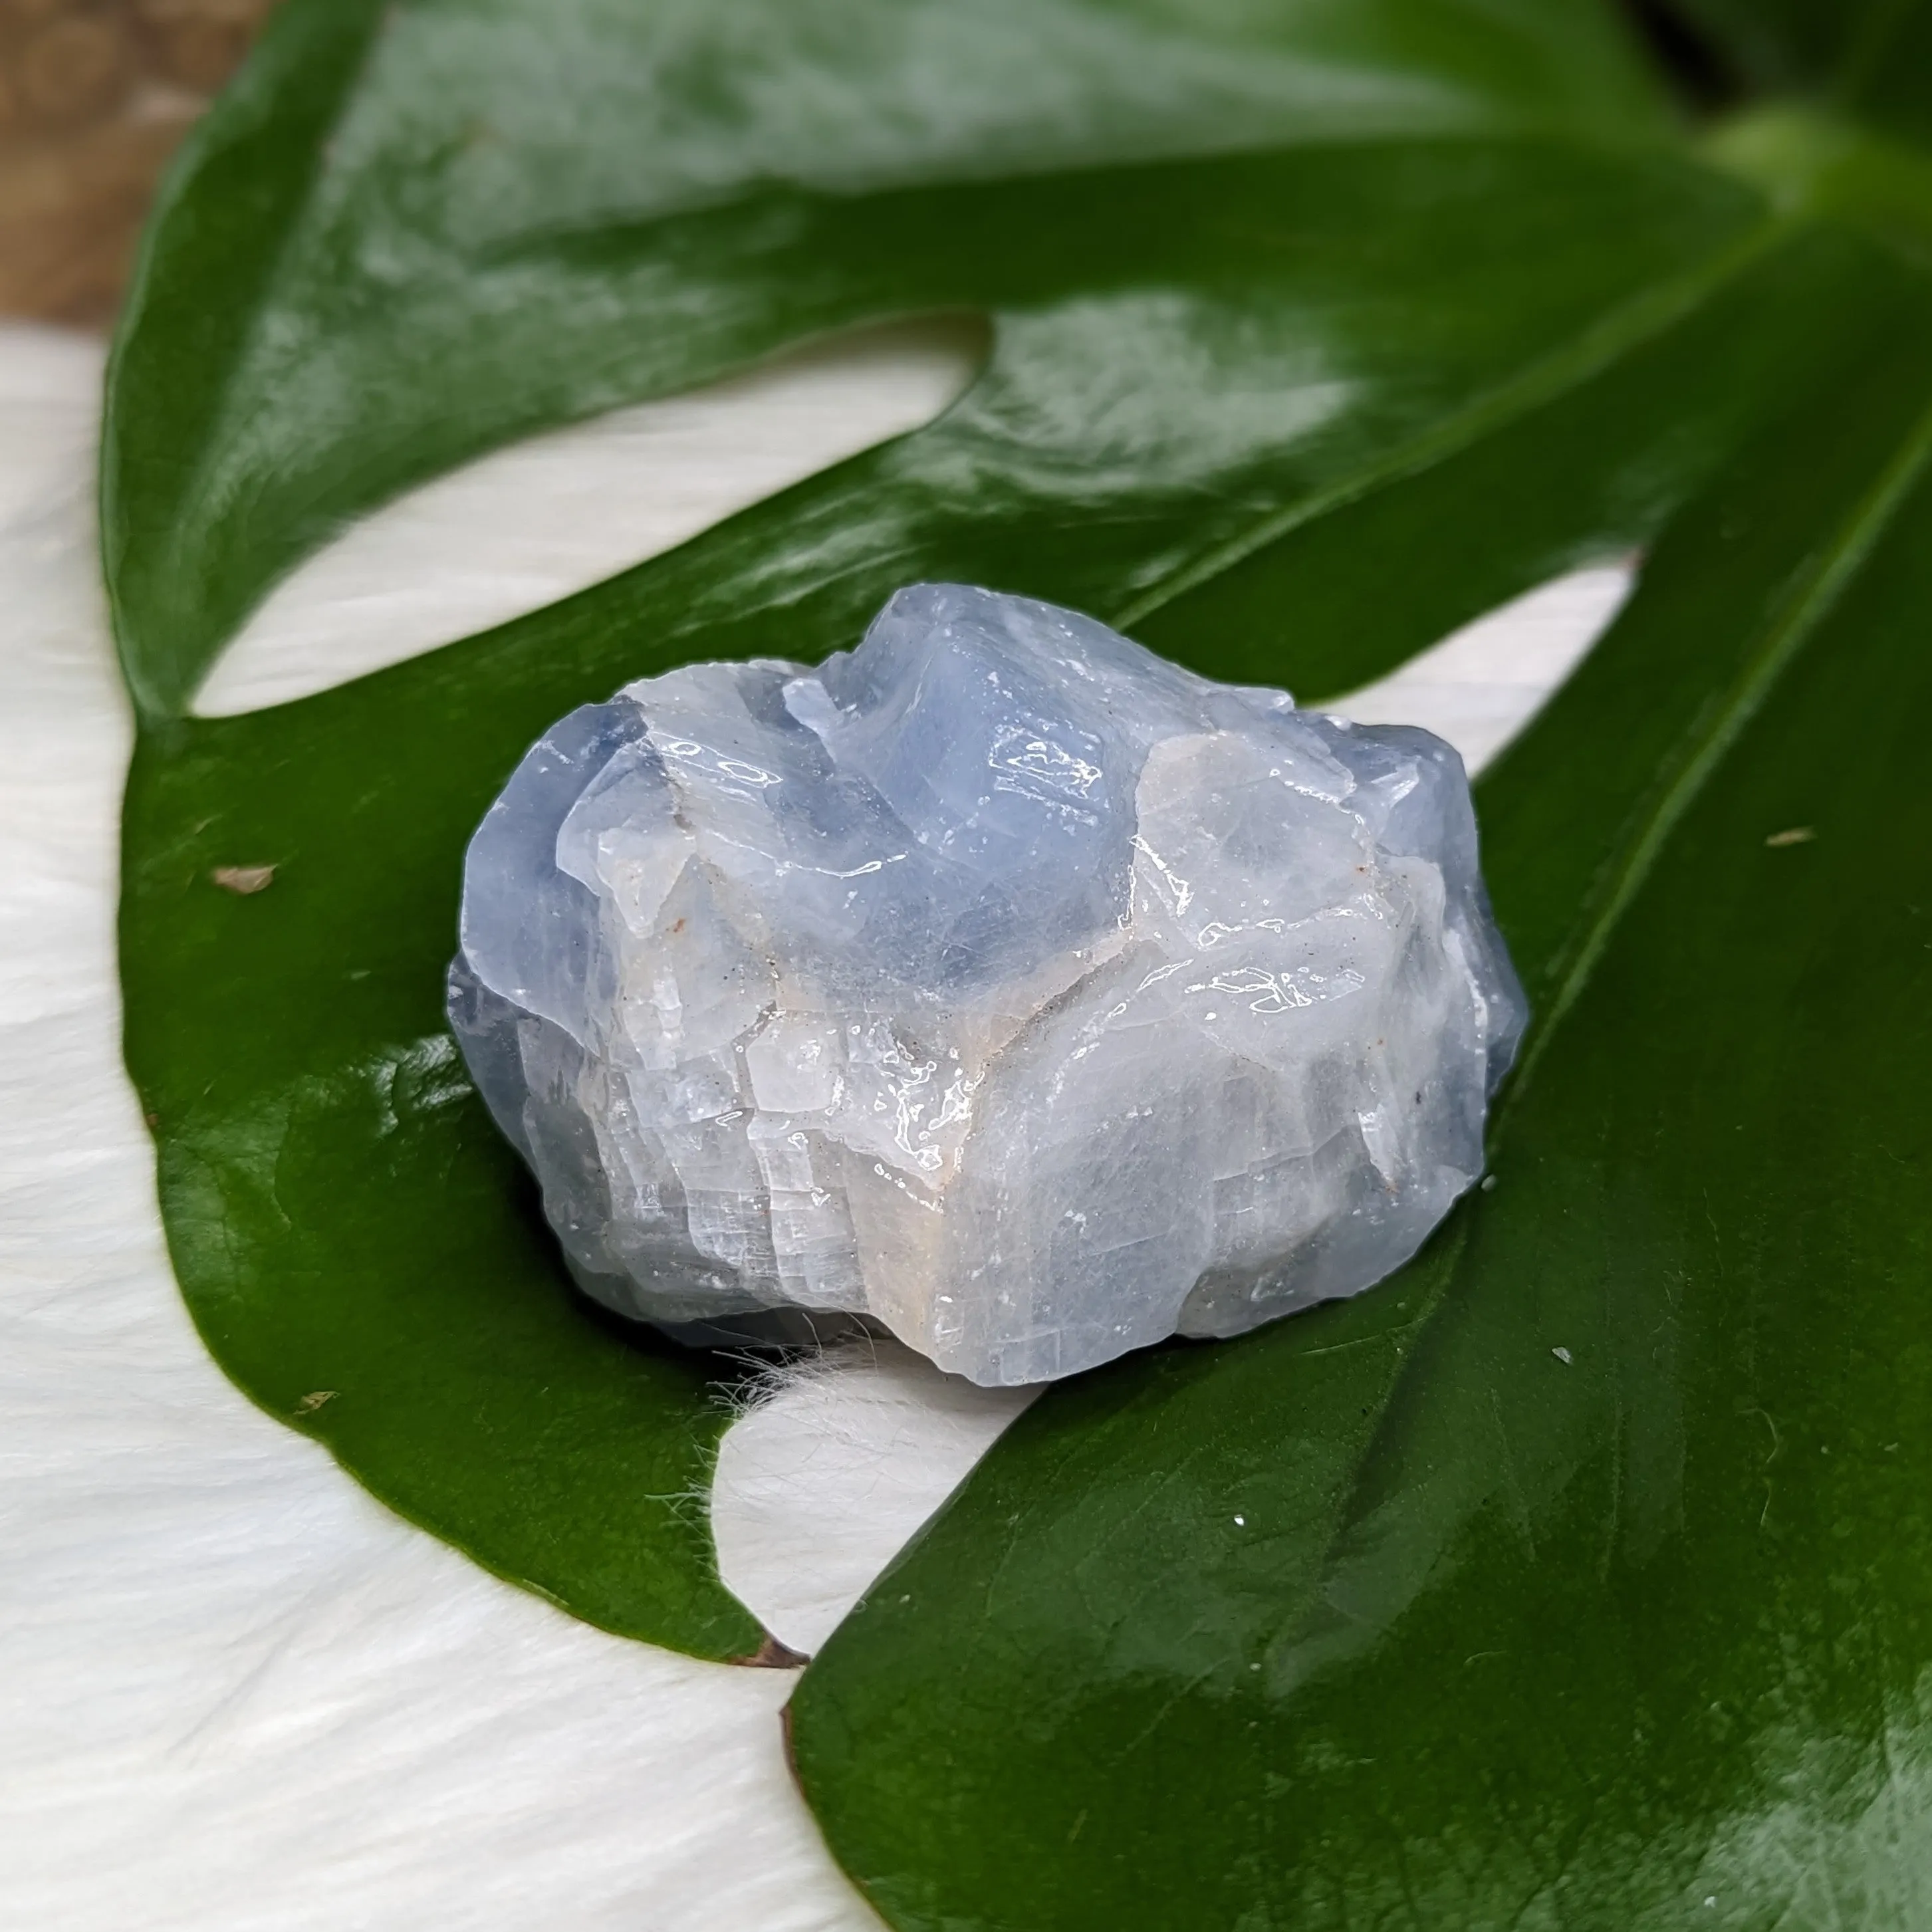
[[449, 584, 1525, 1385]]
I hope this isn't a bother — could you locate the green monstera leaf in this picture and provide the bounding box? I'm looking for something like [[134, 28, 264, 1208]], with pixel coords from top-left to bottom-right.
[[106, 3, 1932, 1914], [111, 0, 1708, 1659]]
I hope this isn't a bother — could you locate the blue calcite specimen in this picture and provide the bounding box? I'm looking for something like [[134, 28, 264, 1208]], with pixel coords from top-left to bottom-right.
[[449, 585, 1524, 1386]]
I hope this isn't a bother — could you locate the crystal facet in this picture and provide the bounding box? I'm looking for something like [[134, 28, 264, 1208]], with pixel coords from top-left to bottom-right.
[[449, 584, 1526, 1385]]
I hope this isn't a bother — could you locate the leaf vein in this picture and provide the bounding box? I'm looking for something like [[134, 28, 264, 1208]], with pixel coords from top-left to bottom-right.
[[1505, 374, 1932, 1108]]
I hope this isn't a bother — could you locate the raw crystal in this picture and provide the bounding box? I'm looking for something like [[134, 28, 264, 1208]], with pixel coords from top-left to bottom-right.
[[449, 584, 1526, 1386]]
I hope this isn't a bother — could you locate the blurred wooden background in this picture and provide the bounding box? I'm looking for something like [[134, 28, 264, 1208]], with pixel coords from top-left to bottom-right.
[[0, 0, 272, 326]]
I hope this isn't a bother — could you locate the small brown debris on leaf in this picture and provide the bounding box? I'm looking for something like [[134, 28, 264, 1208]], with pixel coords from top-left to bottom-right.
[[295, 1390, 336, 1414], [212, 863, 275, 893], [1765, 827, 1816, 848]]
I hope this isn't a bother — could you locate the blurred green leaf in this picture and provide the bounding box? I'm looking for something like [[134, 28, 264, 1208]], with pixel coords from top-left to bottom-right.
[[1671, 0, 1932, 144]]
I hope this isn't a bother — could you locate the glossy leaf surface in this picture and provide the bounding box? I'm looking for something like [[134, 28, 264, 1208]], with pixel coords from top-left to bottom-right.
[[104, 0, 1666, 719]]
